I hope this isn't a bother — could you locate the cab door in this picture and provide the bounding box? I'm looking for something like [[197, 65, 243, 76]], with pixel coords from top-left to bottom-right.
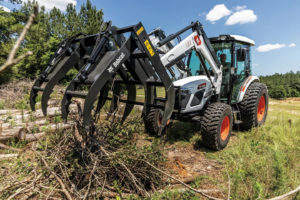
[[231, 43, 251, 103]]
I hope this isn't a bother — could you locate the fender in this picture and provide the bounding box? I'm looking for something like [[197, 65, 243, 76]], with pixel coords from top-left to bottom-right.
[[236, 75, 259, 103]]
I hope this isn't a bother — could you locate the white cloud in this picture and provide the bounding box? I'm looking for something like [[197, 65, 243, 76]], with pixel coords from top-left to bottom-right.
[[206, 4, 231, 23], [288, 43, 296, 47], [35, 0, 77, 11], [256, 44, 286, 52], [234, 5, 247, 11], [0, 5, 10, 12], [225, 10, 257, 25]]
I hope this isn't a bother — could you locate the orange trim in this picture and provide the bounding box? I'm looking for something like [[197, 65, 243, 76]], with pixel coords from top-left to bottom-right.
[[220, 116, 230, 141], [240, 76, 253, 92], [257, 95, 266, 122]]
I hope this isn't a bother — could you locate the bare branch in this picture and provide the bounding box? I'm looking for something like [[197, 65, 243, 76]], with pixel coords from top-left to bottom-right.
[[7, 174, 41, 200], [0, 142, 22, 152], [0, 4, 38, 73], [38, 153, 73, 200], [267, 185, 300, 200]]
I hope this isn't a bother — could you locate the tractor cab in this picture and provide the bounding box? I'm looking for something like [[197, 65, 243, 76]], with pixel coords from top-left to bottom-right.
[[187, 34, 255, 104]]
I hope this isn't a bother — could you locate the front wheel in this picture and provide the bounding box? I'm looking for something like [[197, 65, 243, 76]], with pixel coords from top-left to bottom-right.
[[200, 103, 233, 150], [143, 108, 170, 136]]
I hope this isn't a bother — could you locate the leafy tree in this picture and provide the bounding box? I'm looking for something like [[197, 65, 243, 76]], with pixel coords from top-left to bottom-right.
[[79, 0, 104, 34], [260, 71, 300, 99], [0, 0, 105, 84], [269, 86, 287, 99]]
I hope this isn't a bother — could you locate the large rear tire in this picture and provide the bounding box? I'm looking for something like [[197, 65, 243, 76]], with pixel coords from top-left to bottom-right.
[[200, 102, 233, 150], [239, 82, 269, 130]]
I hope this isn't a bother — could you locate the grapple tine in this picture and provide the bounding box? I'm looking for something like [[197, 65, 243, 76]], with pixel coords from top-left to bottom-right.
[[106, 83, 121, 120], [94, 82, 110, 117], [158, 86, 175, 135], [61, 82, 76, 122], [121, 84, 136, 123], [41, 51, 83, 115], [83, 78, 111, 128], [30, 78, 43, 111]]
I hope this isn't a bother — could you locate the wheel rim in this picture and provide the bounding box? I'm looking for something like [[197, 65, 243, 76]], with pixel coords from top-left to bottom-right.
[[257, 95, 266, 122], [220, 116, 230, 141]]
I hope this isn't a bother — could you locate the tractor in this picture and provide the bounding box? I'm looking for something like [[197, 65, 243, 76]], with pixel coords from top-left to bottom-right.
[[30, 21, 268, 150]]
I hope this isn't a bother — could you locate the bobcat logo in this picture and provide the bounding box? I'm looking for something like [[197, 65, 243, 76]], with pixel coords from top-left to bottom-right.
[[107, 52, 125, 73]]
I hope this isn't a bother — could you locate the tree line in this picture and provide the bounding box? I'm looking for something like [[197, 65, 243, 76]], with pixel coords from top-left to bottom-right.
[[0, 0, 103, 84], [260, 71, 300, 99]]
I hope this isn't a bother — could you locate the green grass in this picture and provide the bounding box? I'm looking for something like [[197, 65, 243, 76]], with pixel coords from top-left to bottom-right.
[[204, 99, 300, 199]]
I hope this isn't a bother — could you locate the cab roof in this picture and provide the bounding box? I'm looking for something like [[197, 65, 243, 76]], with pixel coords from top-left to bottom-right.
[[209, 34, 255, 46]]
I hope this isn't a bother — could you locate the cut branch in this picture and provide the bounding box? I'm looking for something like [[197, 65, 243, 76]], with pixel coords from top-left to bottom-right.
[[0, 142, 22, 152], [38, 153, 73, 200], [267, 185, 300, 200], [0, 4, 38, 73]]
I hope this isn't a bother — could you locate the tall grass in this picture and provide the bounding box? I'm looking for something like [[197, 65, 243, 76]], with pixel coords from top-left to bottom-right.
[[209, 100, 300, 199]]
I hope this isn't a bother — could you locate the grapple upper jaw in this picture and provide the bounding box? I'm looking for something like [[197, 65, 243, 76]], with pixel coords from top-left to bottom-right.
[[29, 33, 93, 114]]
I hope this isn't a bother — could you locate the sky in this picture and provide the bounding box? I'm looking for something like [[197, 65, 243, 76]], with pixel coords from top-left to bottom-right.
[[1, 0, 300, 76]]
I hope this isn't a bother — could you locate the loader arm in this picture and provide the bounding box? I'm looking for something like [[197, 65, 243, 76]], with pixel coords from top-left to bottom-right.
[[158, 22, 223, 95]]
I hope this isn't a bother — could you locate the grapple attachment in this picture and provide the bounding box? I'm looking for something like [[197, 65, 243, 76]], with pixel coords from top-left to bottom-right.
[[71, 22, 176, 135], [29, 33, 98, 115]]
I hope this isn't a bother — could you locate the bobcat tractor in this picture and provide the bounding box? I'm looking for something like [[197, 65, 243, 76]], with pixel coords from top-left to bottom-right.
[[144, 22, 269, 150], [31, 21, 268, 151]]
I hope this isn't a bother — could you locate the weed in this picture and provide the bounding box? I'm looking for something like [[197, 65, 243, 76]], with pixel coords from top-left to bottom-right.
[[0, 100, 5, 109]]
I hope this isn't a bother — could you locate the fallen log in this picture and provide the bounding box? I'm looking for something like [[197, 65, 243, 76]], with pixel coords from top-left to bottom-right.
[[1, 119, 47, 130], [0, 154, 18, 160], [0, 105, 78, 124], [0, 123, 73, 142], [0, 110, 19, 115], [18, 131, 46, 142]]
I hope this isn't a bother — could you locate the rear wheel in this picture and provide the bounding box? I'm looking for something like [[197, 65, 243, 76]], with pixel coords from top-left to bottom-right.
[[200, 102, 233, 150], [239, 82, 269, 130]]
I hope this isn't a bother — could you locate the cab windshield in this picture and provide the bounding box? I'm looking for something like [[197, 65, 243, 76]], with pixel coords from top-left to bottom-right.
[[188, 51, 212, 76]]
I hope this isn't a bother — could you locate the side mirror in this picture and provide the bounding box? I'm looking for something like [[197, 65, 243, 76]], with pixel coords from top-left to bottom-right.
[[237, 48, 247, 61]]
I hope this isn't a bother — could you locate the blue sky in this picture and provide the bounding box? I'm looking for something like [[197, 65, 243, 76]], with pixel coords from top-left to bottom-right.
[[1, 0, 300, 75]]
